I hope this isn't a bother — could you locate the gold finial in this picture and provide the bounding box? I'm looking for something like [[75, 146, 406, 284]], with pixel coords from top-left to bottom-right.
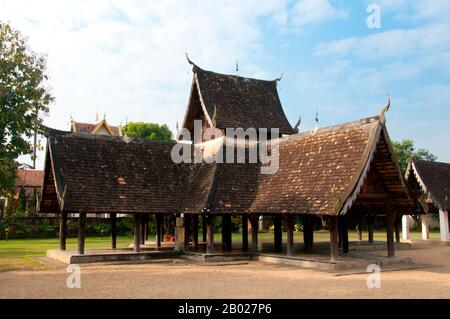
[[96, 112, 99, 122], [379, 92, 391, 124]]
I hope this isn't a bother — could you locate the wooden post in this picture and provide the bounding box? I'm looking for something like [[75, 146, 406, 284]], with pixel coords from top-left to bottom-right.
[[356, 215, 363, 241], [134, 214, 141, 252], [111, 213, 117, 249], [303, 215, 310, 252], [222, 214, 232, 251], [242, 215, 249, 252], [286, 214, 294, 256], [206, 214, 215, 254], [250, 215, 259, 254], [78, 212, 86, 255], [156, 214, 162, 248], [59, 211, 67, 251], [193, 214, 199, 249], [202, 215, 207, 242], [145, 214, 149, 241], [140, 215, 146, 245], [342, 216, 349, 254], [368, 214, 374, 244], [329, 217, 339, 262], [395, 215, 401, 244], [386, 201, 395, 257], [184, 214, 191, 251], [273, 215, 282, 253]]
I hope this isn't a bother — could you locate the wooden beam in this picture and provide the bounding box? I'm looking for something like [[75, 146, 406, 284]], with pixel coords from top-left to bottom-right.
[[386, 201, 395, 257], [358, 194, 391, 200], [250, 215, 259, 254], [273, 215, 282, 253], [329, 217, 339, 262], [206, 214, 215, 254], [286, 215, 294, 256], [193, 214, 199, 249], [242, 215, 249, 252], [222, 214, 232, 251], [59, 211, 67, 251], [134, 214, 141, 252], [78, 212, 86, 255], [111, 213, 117, 249]]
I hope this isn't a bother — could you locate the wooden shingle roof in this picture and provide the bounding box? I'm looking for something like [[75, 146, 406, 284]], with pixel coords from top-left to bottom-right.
[[39, 130, 191, 214], [40, 116, 419, 216], [182, 65, 294, 135], [406, 159, 450, 211]]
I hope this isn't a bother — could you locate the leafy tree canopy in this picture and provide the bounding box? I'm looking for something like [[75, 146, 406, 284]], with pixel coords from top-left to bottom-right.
[[0, 23, 53, 193], [121, 122, 173, 141], [392, 139, 437, 174]]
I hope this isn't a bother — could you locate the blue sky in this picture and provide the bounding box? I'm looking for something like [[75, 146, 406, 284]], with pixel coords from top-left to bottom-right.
[[1, 0, 449, 167]]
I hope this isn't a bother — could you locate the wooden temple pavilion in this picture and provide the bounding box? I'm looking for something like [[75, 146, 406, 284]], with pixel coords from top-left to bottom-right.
[[403, 159, 450, 242], [39, 62, 424, 261]]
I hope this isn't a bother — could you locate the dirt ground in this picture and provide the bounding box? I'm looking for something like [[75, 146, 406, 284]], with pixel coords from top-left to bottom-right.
[[1, 242, 450, 299]]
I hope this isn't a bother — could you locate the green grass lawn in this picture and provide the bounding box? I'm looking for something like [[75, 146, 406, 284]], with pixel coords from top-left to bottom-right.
[[0, 230, 441, 272]]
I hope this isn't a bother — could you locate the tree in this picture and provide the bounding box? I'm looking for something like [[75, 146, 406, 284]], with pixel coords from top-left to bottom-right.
[[16, 187, 27, 216], [392, 139, 437, 174], [121, 122, 173, 141], [0, 23, 53, 194]]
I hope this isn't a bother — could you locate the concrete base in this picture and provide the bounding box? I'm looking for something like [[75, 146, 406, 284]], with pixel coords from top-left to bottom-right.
[[47, 249, 180, 264]]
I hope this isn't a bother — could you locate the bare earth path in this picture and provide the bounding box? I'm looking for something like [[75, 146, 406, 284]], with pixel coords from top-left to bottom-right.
[[1, 242, 450, 299]]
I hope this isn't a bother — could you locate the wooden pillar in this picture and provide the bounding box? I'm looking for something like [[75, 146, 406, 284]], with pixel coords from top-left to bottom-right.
[[286, 214, 294, 256], [184, 214, 191, 251], [328, 216, 339, 262], [439, 209, 449, 242], [111, 213, 117, 249], [342, 216, 349, 254], [303, 215, 310, 252], [156, 214, 162, 248], [242, 215, 249, 252], [421, 214, 430, 240], [59, 211, 67, 250], [145, 214, 149, 241], [273, 215, 282, 253], [205, 214, 215, 254], [222, 214, 232, 251], [78, 212, 86, 255], [386, 201, 395, 257], [356, 215, 363, 241], [395, 215, 401, 244], [368, 214, 374, 244], [202, 215, 207, 242], [193, 214, 199, 249], [338, 217, 343, 249], [134, 214, 141, 252], [140, 215, 146, 245], [250, 215, 259, 254]]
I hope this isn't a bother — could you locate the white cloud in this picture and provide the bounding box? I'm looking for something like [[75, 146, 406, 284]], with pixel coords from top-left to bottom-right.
[[314, 23, 450, 58], [0, 0, 294, 168], [291, 0, 347, 27]]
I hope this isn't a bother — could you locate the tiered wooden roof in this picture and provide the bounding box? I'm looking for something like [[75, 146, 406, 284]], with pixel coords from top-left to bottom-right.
[[40, 116, 421, 216], [15, 170, 44, 197], [406, 159, 450, 212], [181, 64, 294, 136], [71, 119, 121, 136]]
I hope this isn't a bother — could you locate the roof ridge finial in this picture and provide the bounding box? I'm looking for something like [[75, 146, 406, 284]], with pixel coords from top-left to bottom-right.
[[379, 91, 391, 124], [314, 106, 319, 132], [185, 52, 198, 69], [274, 73, 284, 82], [293, 116, 301, 133], [236, 60, 239, 75]]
